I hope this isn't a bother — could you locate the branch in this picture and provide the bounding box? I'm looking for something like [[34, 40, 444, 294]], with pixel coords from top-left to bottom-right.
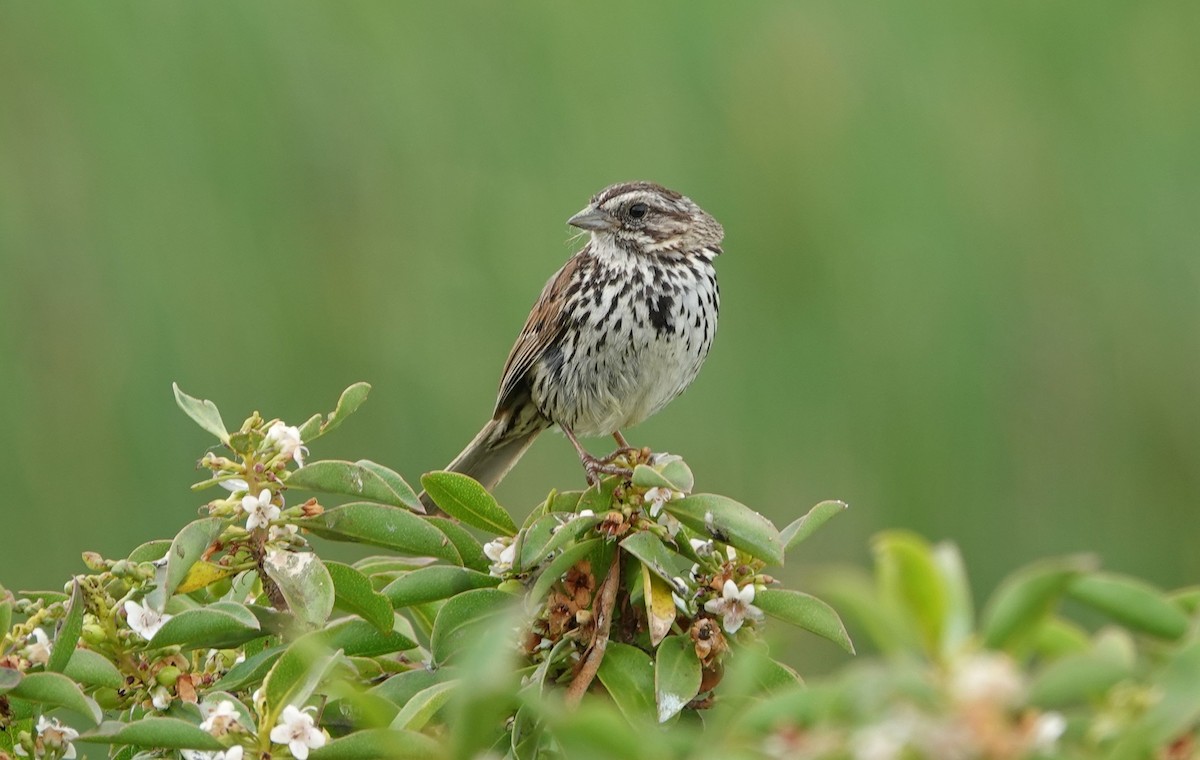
[[565, 548, 621, 707]]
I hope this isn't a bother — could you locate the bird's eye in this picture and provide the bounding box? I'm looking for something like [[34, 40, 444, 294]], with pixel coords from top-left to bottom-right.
[[628, 203, 648, 219]]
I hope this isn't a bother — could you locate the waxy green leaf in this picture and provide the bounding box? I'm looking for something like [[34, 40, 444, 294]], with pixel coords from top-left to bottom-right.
[[1067, 572, 1189, 640], [79, 718, 223, 750], [263, 549, 335, 630], [430, 588, 515, 666], [290, 460, 422, 512], [756, 589, 855, 654], [299, 502, 460, 563], [421, 471, 518, 536], [326, 561, 395, 633], [382, 567, 500, 609], [309, 728, 443, 760], [426, 517, 489, 571], [390, 679, 459, 731], [46, 579, 84, 673], [150, 601, 263, 649], [63, 649, 124, 689], [654, 635, 701, 723], [10, 671, 102, 724], [161, 517, 226, 603], [666, 494, 784, 565], [781, 500, 847, 552], [596, 642, 656, 724], [172, 383, 229, 443], [981, 555, 1096, 650], [298, 382, 371, 443]]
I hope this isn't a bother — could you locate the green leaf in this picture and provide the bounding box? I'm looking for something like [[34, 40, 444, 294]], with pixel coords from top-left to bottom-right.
[[420, 471, 518, 536], [323, 617, 417, 657], [326, 561, 395, 633], [289, 460, 422, 512], [263, 635, 345, 725], [213, 645, 284, 692], [370, 668, 449, 707], [654, 635, 701, 723], [430, 588, 516, 666], [0, 667, 21, 694], [299, 502, 460, 563], [873, 531, 947, 658], [10, 671, 102, 725], [298, 382, 372, 443], [161, 517, 227, 602], [1067, 572, 1189, 639], [149, 602, 263, 649], [78, 718, 224, 750], [755, 589, 855, 654], [390, 679, 459, 730], [632, 457, 694, 493], [172, 383, 229, 443], [262, 550, 336, 630], [0, 600, 10, 640], [932, 541, 974, 657], [62, 649, 124, 689], [46, 579, 84, 673], [981, 555, 1096, 651], [619, 532, 683, 587], [426, 517, 489, 571], [1030, 650, 1134, 708], [1109, 640, 1200, 757], [382, 567, 500, 608], [665, 494, 783, 566], [528, 539, 603, 608], [596, 641, 656, 724], [127, 539, 173, 563], [309, 728, 443, 760], [515, 514, 561, 572], [526, 513, 603, 571], [781, 500, 847, 552]]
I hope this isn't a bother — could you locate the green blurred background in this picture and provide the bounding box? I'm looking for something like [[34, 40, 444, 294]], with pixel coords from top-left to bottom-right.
[[1, 1, 1197, 662]]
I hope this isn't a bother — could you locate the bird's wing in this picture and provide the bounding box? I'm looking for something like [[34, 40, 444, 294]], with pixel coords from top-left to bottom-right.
[[494, 249, 586, 416]]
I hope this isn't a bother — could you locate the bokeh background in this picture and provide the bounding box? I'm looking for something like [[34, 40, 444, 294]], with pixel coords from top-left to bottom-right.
[[2, 2, 1197, 668]]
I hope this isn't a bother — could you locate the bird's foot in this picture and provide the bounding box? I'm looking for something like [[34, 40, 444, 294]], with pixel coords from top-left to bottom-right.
[[580, 454, 634, 487]]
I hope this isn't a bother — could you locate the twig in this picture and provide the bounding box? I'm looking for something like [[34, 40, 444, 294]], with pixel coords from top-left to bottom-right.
[[565, 549, 621, 707]]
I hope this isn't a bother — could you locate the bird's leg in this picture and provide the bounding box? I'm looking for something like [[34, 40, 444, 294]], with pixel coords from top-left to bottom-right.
[[598, 430, 641, 466], [560, 423, 634, 485]]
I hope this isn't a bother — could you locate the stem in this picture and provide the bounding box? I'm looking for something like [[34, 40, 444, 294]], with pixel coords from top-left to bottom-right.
[[565, 549, 621, 707]]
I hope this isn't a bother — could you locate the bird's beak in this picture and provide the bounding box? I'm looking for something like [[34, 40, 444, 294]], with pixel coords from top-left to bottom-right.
[[567, 208, 615, 232]]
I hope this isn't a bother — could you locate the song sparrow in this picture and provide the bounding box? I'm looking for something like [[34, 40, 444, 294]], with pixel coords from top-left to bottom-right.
[[420, 181, 723, 510]]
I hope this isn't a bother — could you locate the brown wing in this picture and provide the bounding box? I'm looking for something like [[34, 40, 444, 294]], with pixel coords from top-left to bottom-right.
[[493, 249, 586, 416]]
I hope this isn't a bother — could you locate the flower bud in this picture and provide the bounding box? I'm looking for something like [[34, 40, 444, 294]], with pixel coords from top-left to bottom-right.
[[81, 624, 108, 647], [156, 666, 182, 687]]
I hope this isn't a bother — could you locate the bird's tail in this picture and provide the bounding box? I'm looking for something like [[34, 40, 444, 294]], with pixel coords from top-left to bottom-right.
[[418, 416, 543, 514]]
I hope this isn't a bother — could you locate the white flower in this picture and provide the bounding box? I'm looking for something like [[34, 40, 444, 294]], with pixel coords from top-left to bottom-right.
[[703, 579, 764, 634], [267, 422, 308, 467], [269, 705, 326, 760], [182, 748, 243, 760], [241, 489, 280, 531], [200, 699, 241, 734], [152, 685, 172, 710], [219, 476, 249, 493], [483, 537, 516, 577], [949, 652, 1025, 707], [20, 716, 80, 759], [643, 487, 681, 518], [22, 628, 52, 665], [269, 523, 299, 541], [1031, 711, 1067, 750], [689, 538, 714, 557], [124, 600, 172, 640], [726, 545, 738, 562]]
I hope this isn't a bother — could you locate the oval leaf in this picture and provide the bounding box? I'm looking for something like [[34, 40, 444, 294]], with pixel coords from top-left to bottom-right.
[[79, 717, 224, 750], [326, 561, 394, 633], [289, 460, 422, 512], [426, 517, 488, 571], [781, 500, 847, 552], [382, 567, 500, 609], [420, 471, 518, 536], [263, 550, 335, 630], [665, 494, 783, 566], [981, 555, 1096, 650], [299, 502, 460, 563], [150, 602, 263, 649], [10, 671, 102, 725], [654, 635, 701, 723], [213, 645, 284, 692], [63, 649, 124, 689], [172, 383, 229, 443], [755, 589, 855, 654], [323, 617, 417, 657], [309, 728, 443, 760], [263, 635, 345, 724], [596, 641, 656, 724], [46, 579, 85, 673], [620, 532, 683, 587], [390, 679, 459, 731], [298, 382, 371, 443], [162, 517, 227, 601], [1067, 572, 1189, 640], [430, 588, 516, 666]]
